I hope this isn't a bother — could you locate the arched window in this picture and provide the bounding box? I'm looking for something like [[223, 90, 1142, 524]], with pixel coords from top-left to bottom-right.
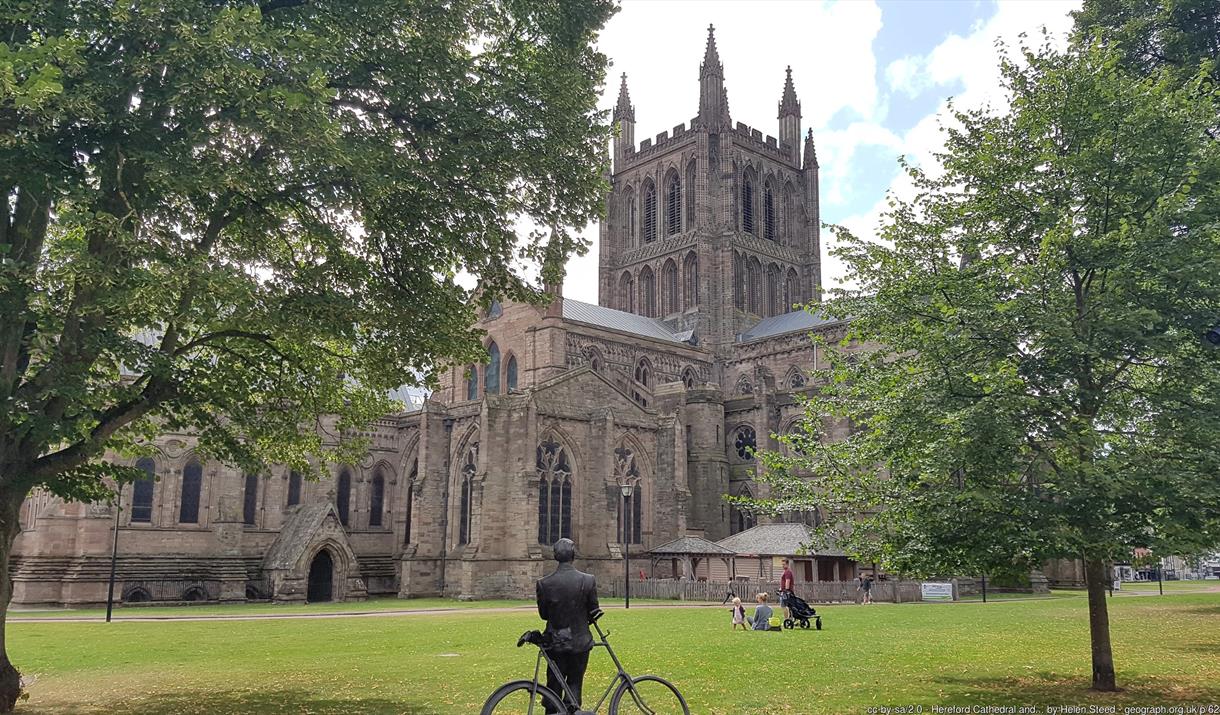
[[614, 446, 642, 544], [243, 473, 259, 526], [733, 253, 745, 309], [735, 426, 758, 461], [627, 192, 637, 246], [783, 182, 797, 244], [736, 375, 754, 395], [506, 355, 518, 391], [466, 365, 478, 400], [639, 266, 655, 317], [403, 459, 417, 545], [766, 264, 781, 317], [458, 442, 478, 545], [369, 470, 385, 527], [763, 181, 776, 240], [731, 486, 757, 535], [665, 172, 681, 235], [336, 469, 351, 526], [634, 359, 652, 388], [536, 438, 573, 545], [785, 268, 801, 310], [131, 458, 155, 523], [789, 370, 807, 389], [642, 182, 657, 243], [287, 470, 302, 507], [179, 459, 202, 524], [661, 260, 678, 315], [741, 174, 755, 235], [747, 259, 762, 315], [683, 252, 698, 309], [618, 272, 635, 313], [485, 342, 501, 395], [681, 367, 697, 388], [685, 159, 697, 226]]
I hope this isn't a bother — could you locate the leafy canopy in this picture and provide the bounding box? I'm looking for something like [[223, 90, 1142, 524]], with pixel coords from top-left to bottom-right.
[[0, 0, 616, 499], [754, 37, 1220, 577]]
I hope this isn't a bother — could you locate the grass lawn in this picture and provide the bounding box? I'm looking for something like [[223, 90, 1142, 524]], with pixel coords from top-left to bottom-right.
[[1117, 580, 1220, 593], [11, 592, 1219, 714]]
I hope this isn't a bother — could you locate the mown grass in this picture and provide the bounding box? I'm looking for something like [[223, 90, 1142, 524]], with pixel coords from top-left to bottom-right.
[[12, 593, 1220, 714]]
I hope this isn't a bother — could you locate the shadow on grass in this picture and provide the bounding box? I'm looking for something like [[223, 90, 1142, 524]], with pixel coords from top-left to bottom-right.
[[21, 689, 438, 715], [934, 672, 1220, 707]]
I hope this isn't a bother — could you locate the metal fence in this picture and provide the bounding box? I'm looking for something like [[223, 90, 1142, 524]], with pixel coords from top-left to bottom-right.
[[602, 578, 923, 604]]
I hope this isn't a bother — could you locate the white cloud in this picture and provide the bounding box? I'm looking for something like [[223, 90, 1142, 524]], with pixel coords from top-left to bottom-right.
[[885, 55, 932, 98], [823, 0, 1080, 292]]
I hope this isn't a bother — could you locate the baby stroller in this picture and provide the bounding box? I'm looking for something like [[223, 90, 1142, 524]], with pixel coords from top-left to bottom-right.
[[780, 591, 823, 630]]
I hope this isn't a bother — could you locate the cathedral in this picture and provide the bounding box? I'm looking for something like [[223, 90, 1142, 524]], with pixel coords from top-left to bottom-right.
[[12, 28, 859, 606]]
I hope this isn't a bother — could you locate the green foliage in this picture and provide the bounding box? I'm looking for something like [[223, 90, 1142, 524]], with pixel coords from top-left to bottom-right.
[[755, 37, 1220, 578], [1073, 0, 1220, 87], [0, 0, 615, 498]]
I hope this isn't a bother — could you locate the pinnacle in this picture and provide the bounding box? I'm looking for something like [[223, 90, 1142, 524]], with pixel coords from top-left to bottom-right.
[[700, 23, 723, 79], [803, 128, 818, 169], [613, 72, 634, 123], [779, 65, 801, 118]]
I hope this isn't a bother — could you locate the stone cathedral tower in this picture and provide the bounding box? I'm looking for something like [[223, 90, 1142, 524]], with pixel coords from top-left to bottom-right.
[[598, 25, 823, 353]]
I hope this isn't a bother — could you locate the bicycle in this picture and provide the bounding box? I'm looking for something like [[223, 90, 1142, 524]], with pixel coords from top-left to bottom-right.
[[481, 609, 689, 714]]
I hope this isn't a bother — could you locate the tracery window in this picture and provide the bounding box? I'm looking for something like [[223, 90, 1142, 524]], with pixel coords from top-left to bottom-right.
[[666, 173, 681, 235], [789, 371, 806, 389], [682, 253, 698, 309], [741, 176, 755, 235], [336, 469, 352, 526], [681, 368, 697, 389], [466, 365, 478, 400], [764, 181, 776, 240], [179, 459, 202, 524], [369, 469, 386, 527], [766, 265, 781, 317], [619, 272, 635, 313], [661, 260, 678, 315], [731, 487, 757, 535], [614, 446, 642, 544], [785, 268, 800, 310], [643, 182, 657, 243], [747, 259, 762, 314], [736, 375, 754, 395], [403, 459, 417, 545], [458, 442, 478, 545], [734, 426, 758, 461], [536, 438, 573, 545], [506, 355, 518, 391], [131, 458, 155, 523], [243, 473, 259, 526], [287, 470, 302, 507], [639, 266, 656, 317], [485, 342, 501, 395]]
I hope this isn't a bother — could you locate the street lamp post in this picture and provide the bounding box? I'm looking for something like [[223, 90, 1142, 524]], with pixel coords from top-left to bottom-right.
[[620, 482, 634, 610], [105, 489, 122, 623]]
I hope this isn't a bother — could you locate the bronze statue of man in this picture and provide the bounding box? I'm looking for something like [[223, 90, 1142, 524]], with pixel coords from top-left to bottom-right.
[[535, 538, 600, 714]]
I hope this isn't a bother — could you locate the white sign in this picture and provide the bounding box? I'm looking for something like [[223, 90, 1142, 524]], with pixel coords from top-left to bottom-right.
[[921, 582, 954, 600]]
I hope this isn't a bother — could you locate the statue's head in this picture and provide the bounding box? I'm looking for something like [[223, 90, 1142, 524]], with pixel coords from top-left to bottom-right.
[[553, 538, 576, 563]]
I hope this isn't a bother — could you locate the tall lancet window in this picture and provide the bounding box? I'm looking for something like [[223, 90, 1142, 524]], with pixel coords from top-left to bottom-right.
[[683, 252, 698, 309], [485, 342, 500, 395], [536, 438, 573, 545], [458, 442, 478, 545], [666, 173, 681, 235], [686, 160, 697, 226], [614, 446, 642, 544], [764, 182, 776, 240], [643, 182, 657, 243], [742, 177, 755, 235]]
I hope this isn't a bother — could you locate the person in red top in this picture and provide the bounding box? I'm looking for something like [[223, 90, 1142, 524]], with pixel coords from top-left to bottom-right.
[[779, 559, 795, 619]]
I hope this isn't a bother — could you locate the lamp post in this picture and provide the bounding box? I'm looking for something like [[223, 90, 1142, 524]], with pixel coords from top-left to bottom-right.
[[105, 489, 122, 623], [620, 482, 634, 610]]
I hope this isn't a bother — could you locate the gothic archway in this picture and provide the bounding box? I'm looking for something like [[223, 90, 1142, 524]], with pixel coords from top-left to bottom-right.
[[307, 549, 335, 602]]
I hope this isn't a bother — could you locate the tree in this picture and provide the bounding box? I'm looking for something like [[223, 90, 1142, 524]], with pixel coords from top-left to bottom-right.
[[0, 0, 615, 709], [1073, 0, 1220, 86], [753, 39, 1220, 692]]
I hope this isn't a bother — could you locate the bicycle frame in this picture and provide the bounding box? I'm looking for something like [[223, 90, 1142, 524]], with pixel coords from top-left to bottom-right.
[[524, 620, 640, 714]]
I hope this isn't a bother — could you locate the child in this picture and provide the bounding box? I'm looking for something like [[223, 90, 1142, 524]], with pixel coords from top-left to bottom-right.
[[730, 597, 747, 630]]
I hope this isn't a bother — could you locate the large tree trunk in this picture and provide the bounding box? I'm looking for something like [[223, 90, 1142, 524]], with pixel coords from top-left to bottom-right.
[[1084, 557, 1118, 691]]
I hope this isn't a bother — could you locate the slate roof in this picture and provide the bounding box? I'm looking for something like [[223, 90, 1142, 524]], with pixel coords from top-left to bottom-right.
[[649, 535, 737, 556], [739, 309, 840, 342], [715, 523, 846, 557], [561, 299, 684, 343], [263, 502, 345, 570]]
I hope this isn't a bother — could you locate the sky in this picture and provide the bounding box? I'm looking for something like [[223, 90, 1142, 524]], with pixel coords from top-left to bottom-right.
[[560, 0, 1081, 303]]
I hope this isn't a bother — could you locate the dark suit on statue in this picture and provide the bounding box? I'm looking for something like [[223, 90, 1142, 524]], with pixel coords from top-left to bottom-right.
[[536, 561, 600, 713]]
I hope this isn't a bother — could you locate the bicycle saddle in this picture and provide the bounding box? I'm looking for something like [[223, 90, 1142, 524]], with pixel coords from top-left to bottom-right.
[[517, 630, 544, 648], [589, 608, 605, 623]]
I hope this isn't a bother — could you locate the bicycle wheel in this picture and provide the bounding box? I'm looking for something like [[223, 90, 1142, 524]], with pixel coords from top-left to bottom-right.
[[481, 680, 568, 715], [609, 674, 690, 715]]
